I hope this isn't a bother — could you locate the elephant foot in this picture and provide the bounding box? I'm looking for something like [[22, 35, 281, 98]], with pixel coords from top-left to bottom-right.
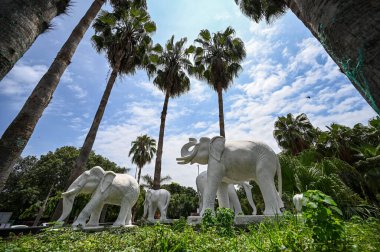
[[112, 222, 125, 227], [72, 221, 86, 228], [263, 209, 282, 216]]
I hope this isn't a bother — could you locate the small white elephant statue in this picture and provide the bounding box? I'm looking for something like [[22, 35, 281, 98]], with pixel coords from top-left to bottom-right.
[[57, 166, 139, 227], [293, 193, 304, 213], [177, 137, 284, 216], [143, 189, 171, 221], [196, 171, 257, 215]]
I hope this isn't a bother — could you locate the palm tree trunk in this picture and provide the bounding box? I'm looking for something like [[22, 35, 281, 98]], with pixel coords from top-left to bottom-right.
[[217, 82, 226, 138], [137, 166, 142, 184], [286, 0, 380, 115], [153, 92, 170, 190], [0, 0, 105, 192], [0, 0, 71, 80], [33, 183, 54, 226], [51, 67, 118, 220]]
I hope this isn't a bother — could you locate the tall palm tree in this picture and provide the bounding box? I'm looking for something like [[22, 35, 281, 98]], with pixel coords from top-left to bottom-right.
[[129, 135, 157, 184], [147, 36, 193, 189], [234, 0, 380, 115], [192, 27, 246, 137], [274, 113, 316, 155], [141, 174, 171, 189], [66, 7, 156, 185], [0, 0, 71, 80], [0, 0, 111, 192], [51, 6, 155, 220]]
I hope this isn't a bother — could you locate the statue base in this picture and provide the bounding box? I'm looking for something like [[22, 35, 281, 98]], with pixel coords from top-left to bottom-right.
[[145, 219, 177, 224], [187, 215, 281, 225]]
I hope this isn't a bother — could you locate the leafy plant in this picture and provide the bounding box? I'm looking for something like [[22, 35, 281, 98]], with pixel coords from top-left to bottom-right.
[[201, 208, 235, 236], [302, 190, 344, 248]]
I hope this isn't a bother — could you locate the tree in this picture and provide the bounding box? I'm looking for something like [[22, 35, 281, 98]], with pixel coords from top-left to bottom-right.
[[129, 135, 157, 184], [273, 113, 316, 155], [141, 174, 171, 189], [0, 0, 147, 192], [234, 0, 380, 115], [0, 0, 71, 80], [161, 182, 198, 219], [147, 36, 193, 189], [192, 27, 246, 137], [0, 146, 124, 222], [51, 6, 155, 220]]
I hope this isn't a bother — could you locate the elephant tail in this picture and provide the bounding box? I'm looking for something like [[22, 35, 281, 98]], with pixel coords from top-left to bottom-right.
[[276, 157, 282, 197]]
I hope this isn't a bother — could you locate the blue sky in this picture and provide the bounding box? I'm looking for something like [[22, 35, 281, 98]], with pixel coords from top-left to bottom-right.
[[0, 0, 376, 188]]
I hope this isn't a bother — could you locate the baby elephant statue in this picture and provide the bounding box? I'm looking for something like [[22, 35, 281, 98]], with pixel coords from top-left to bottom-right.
[[196, 171, 257, 215], [177, 137, 284, 216], [143, 189, 171, 221], [57, 166, 139, 227]]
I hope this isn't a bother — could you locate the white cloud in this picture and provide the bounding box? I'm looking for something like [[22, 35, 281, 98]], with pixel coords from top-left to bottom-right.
[[0, 62, 47, 96], [67, 84, 88, 99]]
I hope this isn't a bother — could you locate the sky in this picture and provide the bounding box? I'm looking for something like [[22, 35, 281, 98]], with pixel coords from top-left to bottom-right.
[[0, 0, 377, 189]]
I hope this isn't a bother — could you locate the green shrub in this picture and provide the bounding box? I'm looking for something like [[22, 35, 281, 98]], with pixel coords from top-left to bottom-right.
[[201, 208, 235, 236], [302, 190, 345, 248]]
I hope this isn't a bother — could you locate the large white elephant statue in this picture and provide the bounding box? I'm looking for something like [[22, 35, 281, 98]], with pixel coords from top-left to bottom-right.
[[177, 137, 283, 215], [196, 171, 257, 215], [57, 166, 139, 227], [143, 189, 171, 221]]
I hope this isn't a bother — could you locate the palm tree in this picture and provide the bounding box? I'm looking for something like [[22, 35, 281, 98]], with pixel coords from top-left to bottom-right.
[[192, 27, 246, 137], [141, 174, 171, 189], [129, 135, 157, 184], [0, 0, 71, 80], [234, 0, 380, 115], [0, 0, 147, 192], [66, 7, 156, 185], [51, 6, 155, 220], [147, 36, 193, 189], [316, 123, 355, 164], [273, 113, 316, 155]]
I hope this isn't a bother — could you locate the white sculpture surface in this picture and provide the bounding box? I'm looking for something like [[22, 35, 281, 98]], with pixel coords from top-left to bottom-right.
[[57, 166, 139, 227], [293, 193, 304, 213], [143, 189, 171, 221], [177, 137, 284, 215], [196, 171, 257, 215]]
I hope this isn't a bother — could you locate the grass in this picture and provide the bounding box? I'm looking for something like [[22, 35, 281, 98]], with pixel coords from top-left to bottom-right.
[[0, 215, 379, 252]]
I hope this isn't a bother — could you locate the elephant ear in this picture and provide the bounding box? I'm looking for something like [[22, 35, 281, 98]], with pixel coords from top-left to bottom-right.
[[100, 171, 116, 193], [209, 136, 225, 162]]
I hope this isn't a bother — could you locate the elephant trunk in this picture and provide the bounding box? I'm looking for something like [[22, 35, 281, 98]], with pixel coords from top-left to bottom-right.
[[242, 182, 257, 215], [176, 138, 198, 164], [143, 201, 148, 219], [57, 193, 77, 222]]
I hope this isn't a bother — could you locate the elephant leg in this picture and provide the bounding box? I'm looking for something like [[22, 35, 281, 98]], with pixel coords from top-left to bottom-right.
[[73, 196, 105, 227], [227, 185, 242, 215], [201, 168, 223, 215], [158, 203, 165, 220], [217, 182, 230, 209], [86, 203, 104, 226], [124, 207, 132, 226], [257, 177, 281, 215], [113, 199, 129, 227], [148, 203, 157, 221]]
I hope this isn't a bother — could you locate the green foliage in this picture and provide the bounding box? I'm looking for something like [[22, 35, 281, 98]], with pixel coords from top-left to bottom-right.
[[1, 217, 379, 251], [162, 182, 198, 219], [0, 146, 124, 222], [302, 190, 344, 248], [201, 208, 235, 236]]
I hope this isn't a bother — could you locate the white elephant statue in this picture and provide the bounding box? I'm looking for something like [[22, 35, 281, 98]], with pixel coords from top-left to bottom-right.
[[293, 194, 304, 213], [196, 171, 257, 215], [57, 166, 139, 227], [177, 137, 284, 215], [143, 189, 171, 221]]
